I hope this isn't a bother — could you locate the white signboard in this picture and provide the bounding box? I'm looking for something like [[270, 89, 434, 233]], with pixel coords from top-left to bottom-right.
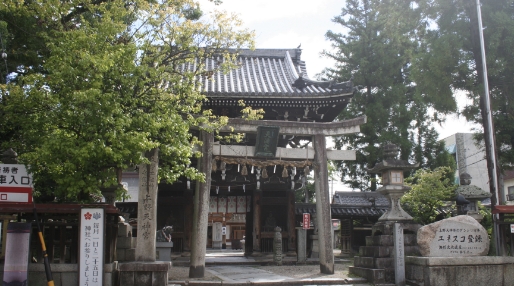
[[511, 224, 514, 234], [0, 164, 33, 203], [79, 208, 104, 286]]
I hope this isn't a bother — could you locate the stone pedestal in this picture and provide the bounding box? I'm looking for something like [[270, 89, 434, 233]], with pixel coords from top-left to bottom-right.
[[406, 256, 514, 286], [309, 234, 319, 258], [349, 221, 420, 284], [156, 242, 173, 262], [296, 227, 307, 264], [118, 262, 171, 286]]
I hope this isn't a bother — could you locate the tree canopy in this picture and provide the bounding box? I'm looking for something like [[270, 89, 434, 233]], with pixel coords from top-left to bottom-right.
[[323, 0, 456, 191], [0, 0, 254, 201], [402, 167, 456, 225], [415, 0, 514, 174]]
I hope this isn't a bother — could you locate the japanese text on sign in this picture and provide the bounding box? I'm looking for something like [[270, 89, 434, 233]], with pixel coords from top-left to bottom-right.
[[302, 213, 310, 230], [80, 208, 104, 286], [435, 228, 484, 255], [0, 164, 32, 187]]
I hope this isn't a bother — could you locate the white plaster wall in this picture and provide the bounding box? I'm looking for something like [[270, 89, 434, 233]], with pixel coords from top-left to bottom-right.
[[442, 133, 489, 193]]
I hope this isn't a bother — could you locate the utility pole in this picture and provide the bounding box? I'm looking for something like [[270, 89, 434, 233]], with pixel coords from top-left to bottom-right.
[[476, 0, 502, 255]]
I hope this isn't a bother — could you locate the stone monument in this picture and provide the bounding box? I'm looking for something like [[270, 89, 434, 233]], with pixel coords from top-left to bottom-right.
[[349, 144, 421, 285], [417, 215, 489, 257], [406, 215, 514, 285], [118, 148, 171, 286]]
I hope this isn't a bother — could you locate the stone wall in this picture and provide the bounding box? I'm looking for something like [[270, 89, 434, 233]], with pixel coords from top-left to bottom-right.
[[0, 262, 117, 286], [406, 256, 514, 286]]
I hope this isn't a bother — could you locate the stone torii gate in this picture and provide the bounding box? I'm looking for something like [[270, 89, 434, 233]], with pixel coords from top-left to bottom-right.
[[189, 116, 366, 277]]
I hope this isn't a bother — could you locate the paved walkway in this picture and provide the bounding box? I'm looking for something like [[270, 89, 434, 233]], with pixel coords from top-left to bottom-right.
[[206, 266, 293, 283], [168, 249, 371, 285]]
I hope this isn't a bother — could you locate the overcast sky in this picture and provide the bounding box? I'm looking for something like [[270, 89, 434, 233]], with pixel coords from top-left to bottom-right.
[[198, 0, 481, 141]]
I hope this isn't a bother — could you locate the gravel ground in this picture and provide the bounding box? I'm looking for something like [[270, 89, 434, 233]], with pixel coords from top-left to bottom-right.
[[169, 263, 353, 281]]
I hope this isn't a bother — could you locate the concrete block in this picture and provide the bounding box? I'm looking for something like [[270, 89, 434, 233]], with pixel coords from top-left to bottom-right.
[[349, 266, 385, 284], [117, 249, 126, 261], [125, 248, 136, 261], [118, 261, 171, 272], [118, 222, 132, 237], [455, 264, 502, 286], [404, 234, 417, 245], [61, 272, 77, 286], [366, 235, 393, 246], [135, 272, 151, 285], [426, 266, 455, 286], [504, 263, 514, 285], [119, 271, 135, 286], [118, 237, 136, 249], [360, 246, 392, 257], [152, 271, 167, 286], [103, 272, 113, 286], [405, 264, 424, 282]]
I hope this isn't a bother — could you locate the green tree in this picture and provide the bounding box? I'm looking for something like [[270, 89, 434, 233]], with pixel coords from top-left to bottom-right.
[[412, 0, 514, 187], [323, 0, 456, 191], [0, 0, 254, 201], [401, 167, 456, 225]]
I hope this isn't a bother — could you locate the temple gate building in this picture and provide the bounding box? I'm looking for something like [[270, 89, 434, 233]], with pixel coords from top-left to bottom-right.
[[118, 48, 369, 260]]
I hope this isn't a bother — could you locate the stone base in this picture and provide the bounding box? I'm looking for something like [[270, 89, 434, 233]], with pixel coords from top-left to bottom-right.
[[349, 266, 390, 284], [118, 262, 171, 286], [156, 241, 173, 262], [405, 256, 514, 286]]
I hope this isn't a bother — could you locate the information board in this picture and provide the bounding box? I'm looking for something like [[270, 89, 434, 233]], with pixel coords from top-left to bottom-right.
[[79, 208, 104, 286]]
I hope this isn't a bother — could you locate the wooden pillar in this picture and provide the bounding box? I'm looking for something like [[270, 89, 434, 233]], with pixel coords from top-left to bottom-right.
[[253, 190, 262, 252], [287, 189, 296, 252], [313, 134, 334, 274], [189, 131, 213, 278]]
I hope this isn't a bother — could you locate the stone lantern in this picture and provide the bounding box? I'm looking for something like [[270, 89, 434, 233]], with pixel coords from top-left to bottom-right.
[[368, 144, 419, 222], [455, 172, 491, 222]]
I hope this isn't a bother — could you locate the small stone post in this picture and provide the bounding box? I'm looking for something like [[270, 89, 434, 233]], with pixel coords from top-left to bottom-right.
[[273, 226, 282, 266], [296, 227, 307, 264]]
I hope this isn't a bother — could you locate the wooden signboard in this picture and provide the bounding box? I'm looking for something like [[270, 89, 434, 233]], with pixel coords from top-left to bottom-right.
[[254, 126, 280, 157]]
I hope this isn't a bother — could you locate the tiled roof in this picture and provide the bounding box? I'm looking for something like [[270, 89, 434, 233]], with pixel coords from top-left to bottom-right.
[[184, 49, 354, 98], [331, 191, 389, 207], [295, 203, 387, 217]]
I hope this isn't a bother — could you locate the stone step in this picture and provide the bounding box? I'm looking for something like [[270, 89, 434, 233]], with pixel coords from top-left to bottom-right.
[[349, 266, 386, 284], [354, 256, 393, 269], [359, 245, 420, 257]]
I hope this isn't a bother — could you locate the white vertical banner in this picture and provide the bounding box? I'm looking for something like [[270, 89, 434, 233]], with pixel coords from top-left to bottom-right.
[[79, 208, 104, 286]]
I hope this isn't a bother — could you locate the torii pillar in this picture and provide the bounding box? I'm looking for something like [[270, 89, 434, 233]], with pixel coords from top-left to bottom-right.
[[186, 116, 366, 277], [313, 133, 334, 274]]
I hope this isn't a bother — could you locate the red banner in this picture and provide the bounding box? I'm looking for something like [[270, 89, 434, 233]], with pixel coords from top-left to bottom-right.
[[302, 213, 310, 230]]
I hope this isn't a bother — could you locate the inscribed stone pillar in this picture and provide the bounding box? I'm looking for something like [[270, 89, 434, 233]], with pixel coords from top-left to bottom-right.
[[189, 131, 213, 278], [253, 190, 262, 252], [313, 134, 334, 274], [136, 148, 159, 261]]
